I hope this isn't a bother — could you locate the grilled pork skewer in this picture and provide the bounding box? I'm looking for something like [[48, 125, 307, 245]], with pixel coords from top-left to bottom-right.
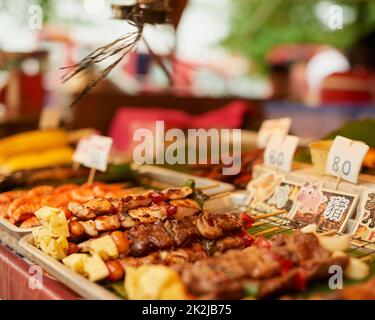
[[175, 232, 349, 300], [104, 233, 251, 282], [75, 211, 252, 258]]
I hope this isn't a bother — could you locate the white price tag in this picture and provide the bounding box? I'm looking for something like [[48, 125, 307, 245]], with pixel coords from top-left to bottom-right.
[[73, 138, 91, 164], [39, 107, 62, 130], [264, 134, 300, 172], [82, 135, 113, 172], [256, 117, 291, 148], [326, 136, 369, 184]]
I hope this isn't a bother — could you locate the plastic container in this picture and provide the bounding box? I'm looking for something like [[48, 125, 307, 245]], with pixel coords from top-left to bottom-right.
[[309, 140, 333, 175]]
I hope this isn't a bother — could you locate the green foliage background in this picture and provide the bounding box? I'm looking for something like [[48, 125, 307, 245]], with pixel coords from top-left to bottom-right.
[[222, 0, 375, 72]]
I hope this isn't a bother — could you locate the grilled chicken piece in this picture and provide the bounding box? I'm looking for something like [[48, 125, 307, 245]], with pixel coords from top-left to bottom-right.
[[122, 196, 153, 211], [77, 238, 95, 252], [84, 198, 115, 214], [68, 202, 96, 220], [169, 199, 201, 219], [162, 186, 193, 200], [128, 202, 168, 223], [119, 214, 136, 229], [196, 211, 244, 240], [79, 220, 99, 237], [68, 198, 116, 220], [94, 214, 121, 232]]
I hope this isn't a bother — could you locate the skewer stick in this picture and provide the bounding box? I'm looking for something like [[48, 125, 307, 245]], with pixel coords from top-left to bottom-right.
[[253, 226, 281, 237], [252, 221, 266, 227], [335, 176, 341, 190], [72, 162, 80, 171], [253, 210, 287, 221], [209, 192, 232, 200], [197, 183, 220, 191], [319, 229, 338, 237], [87, 168, 96, 185]]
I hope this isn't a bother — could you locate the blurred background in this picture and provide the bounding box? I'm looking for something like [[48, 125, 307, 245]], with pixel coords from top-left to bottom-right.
[[0, 0, 375, 144]]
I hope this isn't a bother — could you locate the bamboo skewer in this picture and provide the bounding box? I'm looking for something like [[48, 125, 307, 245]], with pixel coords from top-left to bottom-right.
[[319, 229, 338, 237], [209, 192, 232, 200], [197, 183, 220, 191], [87, 168, 96, 185], [252, 221, 267, 227], [253, 226, 281, 237], [253, 210, 287, 221]]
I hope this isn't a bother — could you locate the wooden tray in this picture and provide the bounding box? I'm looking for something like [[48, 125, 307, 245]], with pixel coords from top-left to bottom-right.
[[19, 234, 120, 300]]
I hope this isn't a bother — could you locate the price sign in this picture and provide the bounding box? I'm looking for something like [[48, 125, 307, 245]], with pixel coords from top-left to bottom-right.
[[82, 135, 113, 172], [39, 107, 62, 130], [256, 117, 291, 148], [326, 136, 369, 184], [73, 138, 91, 164], [264, 134, 300, 172]]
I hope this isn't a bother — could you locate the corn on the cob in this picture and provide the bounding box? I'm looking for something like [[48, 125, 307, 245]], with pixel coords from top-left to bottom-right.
[[0, 146, 73, 174], [0, 130, 69, 158]]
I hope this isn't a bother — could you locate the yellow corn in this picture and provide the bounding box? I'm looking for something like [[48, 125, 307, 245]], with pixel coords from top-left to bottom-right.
[[0, 146, 73, 174], [0, 129, 69, 158]]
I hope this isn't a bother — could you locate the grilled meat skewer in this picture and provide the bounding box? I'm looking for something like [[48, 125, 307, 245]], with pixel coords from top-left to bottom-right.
[[175, 232, 349, 299]]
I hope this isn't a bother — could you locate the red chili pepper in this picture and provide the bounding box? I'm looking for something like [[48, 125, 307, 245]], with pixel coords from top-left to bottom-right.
[[295, 269, 308, 291], [238, 231, 255, 247], [240, 212, 255, 229], [167, 205, 177, 218], [254, 236, 272, 250]]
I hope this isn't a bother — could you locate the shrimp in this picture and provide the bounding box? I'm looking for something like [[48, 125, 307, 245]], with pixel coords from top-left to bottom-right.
[[12, 203, 43, 222], [27, 185, 54, 197], [19, 216, 41, 228]]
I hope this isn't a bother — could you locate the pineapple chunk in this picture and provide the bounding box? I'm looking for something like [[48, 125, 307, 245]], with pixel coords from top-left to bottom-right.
[[83, 254, 109, 282], [62, 253, 88, 274], [35, 206, 61, 223], [39, 236, 68, 260], [89, 235, 119, 261], [125, 265, 187, 300], [345, 257, 370, 280], [35, 206, 69, 237], [32, 227, 52, 248], [47, 213, 69, 237]]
